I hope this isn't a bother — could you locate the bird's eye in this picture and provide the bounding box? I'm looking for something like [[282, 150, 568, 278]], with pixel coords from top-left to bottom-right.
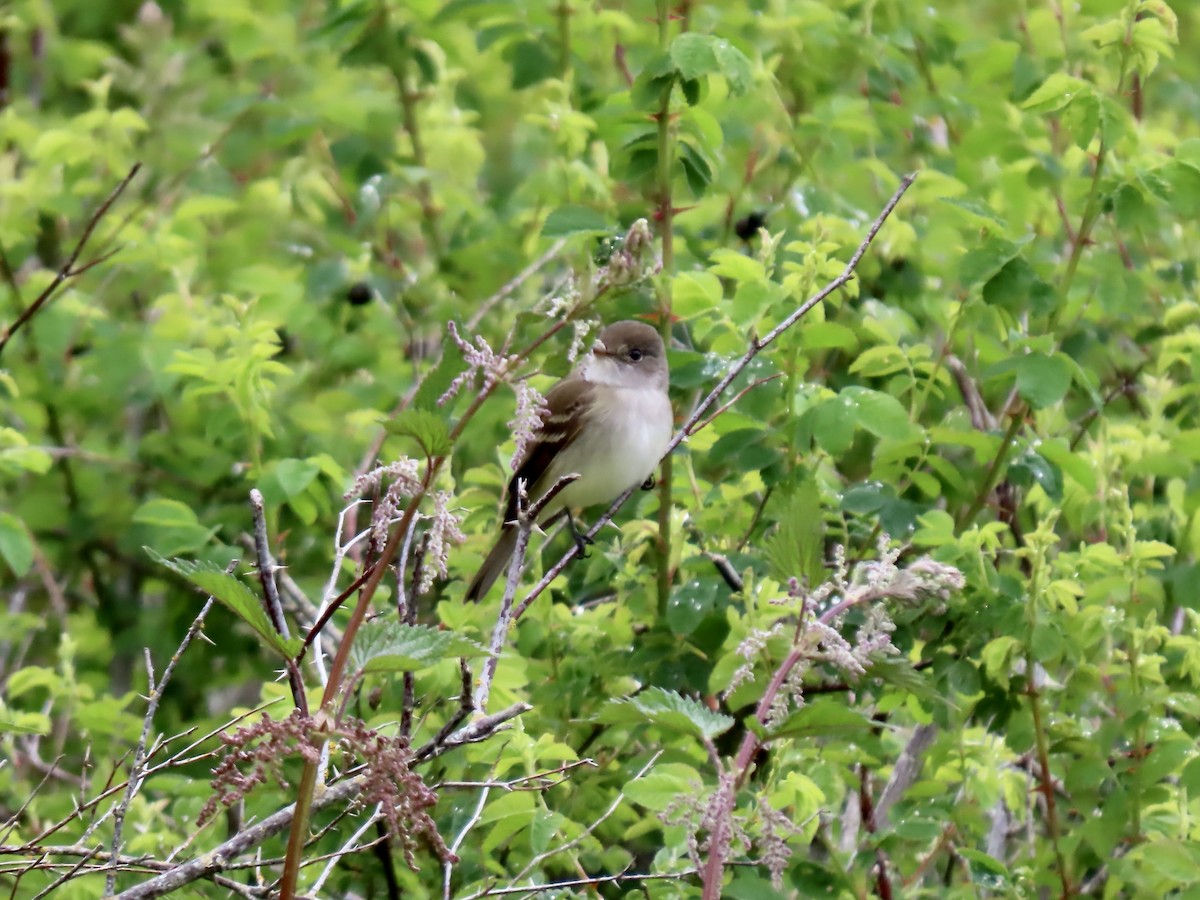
[[629, 348, 644, 362]]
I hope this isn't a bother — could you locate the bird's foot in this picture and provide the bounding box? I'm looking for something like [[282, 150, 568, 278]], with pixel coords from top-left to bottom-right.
[[568, 514, 594, 558], [641, 475, 656, 490]]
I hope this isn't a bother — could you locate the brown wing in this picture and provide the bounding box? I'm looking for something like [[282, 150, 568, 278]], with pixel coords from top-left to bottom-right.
[[503, 377, 593, 524]]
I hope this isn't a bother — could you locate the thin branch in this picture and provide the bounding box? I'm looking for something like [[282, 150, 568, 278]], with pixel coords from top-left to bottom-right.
[[0, 162, 141, 357], [249, 489, 308, 714], [509, 751, 662, 886], [413, 660, 475, 762], [111, 776, 365, 900], [466, 238, 569, 330], [687, 374, 783, 435], [477, 474, 579, 712], [104, 593, 218, 895], [514, 172, 919, 623], [436, 759, 598, 792], [458, 868, 700, 899]]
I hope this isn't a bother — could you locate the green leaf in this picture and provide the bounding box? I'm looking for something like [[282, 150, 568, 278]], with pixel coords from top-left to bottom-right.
[[623, 762, 703, 811], [669, 33, 753, 95], [807, 394, 857, 457], [1037, 438, 1097, 492], [1021, 72, 1092, 113], [983, 258, 1057, 317], [150, 553, 301, 660], [959, 234, 1033, 288], [865, 656, 950, 708], [597, 687, 734, 740], [348, 620, 489, 674], [763, 480, 825, 587], [802, 321, 858, 352], [0, 512, 33, 577], [277, 459, 319, 497], [849, 344, 909, 377], [413, 348, 470, 412], [0, 711, 52, 736], [1014, 353, 1072, 408], [673, 271, 724, 318], [1008, 449, 1063, 501], [132, 499, 218, 556], [541, 205, 611, 238], [764, 699, 876, 740], [387, 409, 452, 457], [939, 196, 1008, 229], [507, 39, 556, 90], [666, 578, 724, 635], [843, 387, 917, 440]]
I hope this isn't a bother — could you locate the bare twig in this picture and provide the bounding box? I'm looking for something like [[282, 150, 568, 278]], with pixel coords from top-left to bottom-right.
[[686, 374, 783, 435], [436, 759, 598, 792], [514, 172, 919, 624], [413, 660, 475, 762], [111, 776, 365, 899], [466, 238, 569, 330], [0, 163, 141, 357], [104, 595, 217, 895], [458, 867, 700, 899], [477, 474, 579, 712], [509, 751, 662, 886], [248, 490, 308, 714]]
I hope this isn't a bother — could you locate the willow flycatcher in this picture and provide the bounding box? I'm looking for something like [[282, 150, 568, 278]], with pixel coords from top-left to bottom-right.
[[465, 320, 672, 601]]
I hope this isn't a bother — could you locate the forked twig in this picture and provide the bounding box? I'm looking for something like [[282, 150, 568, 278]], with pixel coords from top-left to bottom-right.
[[0, 162, 142, 357]]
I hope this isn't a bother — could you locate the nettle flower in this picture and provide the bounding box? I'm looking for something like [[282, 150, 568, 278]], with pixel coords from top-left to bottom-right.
[[440, 320, 512, 405], [508, 379, 548, 472], [346, 457, 423, 546]]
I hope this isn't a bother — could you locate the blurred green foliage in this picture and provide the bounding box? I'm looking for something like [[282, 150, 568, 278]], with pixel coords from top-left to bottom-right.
[[2, 0, 1200, 896]]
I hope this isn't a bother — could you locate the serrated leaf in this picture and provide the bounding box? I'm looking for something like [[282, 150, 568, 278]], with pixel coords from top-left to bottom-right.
[[413, 348, 470, 412], [669, 33, 752, 95], [598, 687, 734, 740], [387, 409, 452, 457], [866, 656, 952, 708], [764, 699, 876, 740], [150, 552, 301, 659], [349, 620, 489, 674], [763, 480, 825, 586], [541, 205, 611, 238]]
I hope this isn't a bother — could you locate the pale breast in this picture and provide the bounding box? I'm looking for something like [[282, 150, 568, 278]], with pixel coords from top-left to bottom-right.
[[543, 386, 672, 513]]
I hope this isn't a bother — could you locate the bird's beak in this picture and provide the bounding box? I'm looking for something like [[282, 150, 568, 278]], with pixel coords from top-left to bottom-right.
[[591, 341, 614, 358]]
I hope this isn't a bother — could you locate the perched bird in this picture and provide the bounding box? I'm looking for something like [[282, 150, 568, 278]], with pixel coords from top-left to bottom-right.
[[465, 320, 673, 601]]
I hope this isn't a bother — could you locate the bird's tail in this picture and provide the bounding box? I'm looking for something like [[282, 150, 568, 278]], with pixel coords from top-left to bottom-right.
[[464, 526, 519, 602]]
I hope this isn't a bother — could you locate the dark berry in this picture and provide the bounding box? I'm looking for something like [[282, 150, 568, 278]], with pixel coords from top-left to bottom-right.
[[734, 211, 767, 241], [346, 282, 373, 306]]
